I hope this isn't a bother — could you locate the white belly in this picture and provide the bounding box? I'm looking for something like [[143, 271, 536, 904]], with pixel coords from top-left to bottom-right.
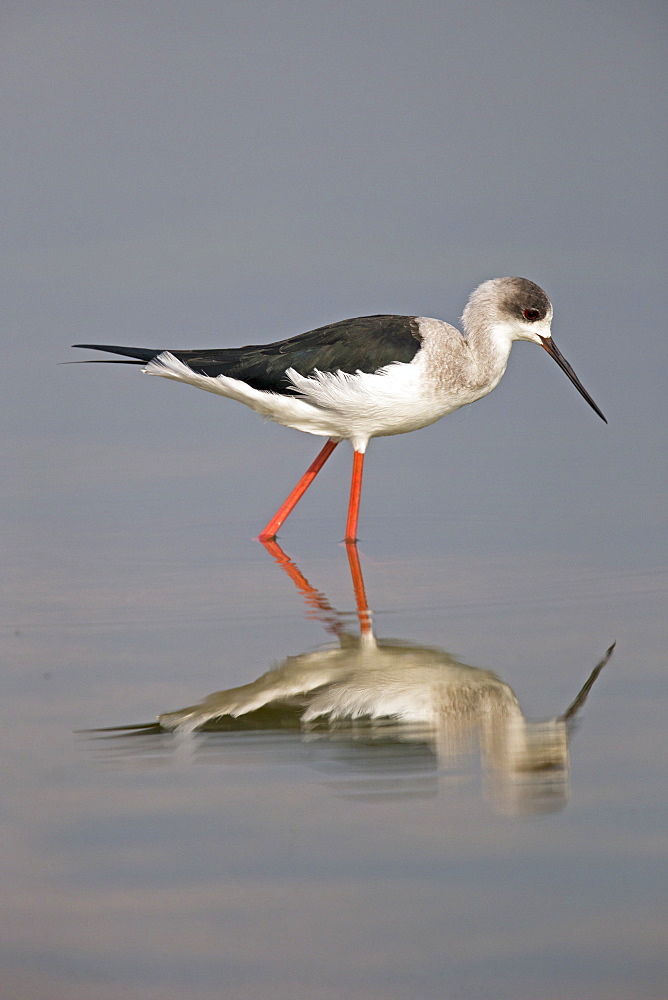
[[143, 352, 470, 452]]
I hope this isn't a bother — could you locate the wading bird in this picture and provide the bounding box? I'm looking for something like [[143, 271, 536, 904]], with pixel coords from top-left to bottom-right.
[[73, 277, 605, 540]]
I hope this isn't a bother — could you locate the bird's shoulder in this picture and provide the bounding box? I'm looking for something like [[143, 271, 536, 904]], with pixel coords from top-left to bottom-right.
[[265, 314, 424, 371]]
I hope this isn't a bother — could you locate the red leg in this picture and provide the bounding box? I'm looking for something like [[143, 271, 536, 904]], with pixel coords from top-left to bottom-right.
[[257, 439, 339, 541], [344, 450, 365, 543], [344, 540, 373, 636], [260, 538, 345, 639]]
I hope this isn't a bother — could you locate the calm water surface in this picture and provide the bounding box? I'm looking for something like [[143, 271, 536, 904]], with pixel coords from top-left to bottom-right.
[[3, 507, 666, 1000], [4, 2, 668, 994]]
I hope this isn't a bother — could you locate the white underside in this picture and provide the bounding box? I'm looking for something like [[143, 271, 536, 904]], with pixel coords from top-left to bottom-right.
[[158, 640, 522, 732], [143, 350, 468, 452]]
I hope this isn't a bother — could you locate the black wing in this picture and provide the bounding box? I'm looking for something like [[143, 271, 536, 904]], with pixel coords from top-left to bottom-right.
[[73, 315, 422, 394]]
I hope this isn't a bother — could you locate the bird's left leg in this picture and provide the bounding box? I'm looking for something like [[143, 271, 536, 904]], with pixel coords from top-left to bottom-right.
[[257, 438, 339, 541]]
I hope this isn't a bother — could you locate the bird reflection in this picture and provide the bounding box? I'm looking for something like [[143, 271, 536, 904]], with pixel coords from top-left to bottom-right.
[[94, 542, 613, 816]]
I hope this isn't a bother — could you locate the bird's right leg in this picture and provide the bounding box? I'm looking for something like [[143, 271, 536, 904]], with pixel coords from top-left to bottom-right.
[[344, 450, 365, 543], [257, 439, 339, 541], [344, 539, 373, 637]]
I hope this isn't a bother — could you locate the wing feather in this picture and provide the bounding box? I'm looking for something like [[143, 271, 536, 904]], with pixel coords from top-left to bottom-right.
[[73, 315, 422, 394]]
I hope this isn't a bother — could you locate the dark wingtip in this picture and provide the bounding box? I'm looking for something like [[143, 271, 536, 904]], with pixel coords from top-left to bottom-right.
[[70, 343, 154, 363], [561, 642, 616, 722]]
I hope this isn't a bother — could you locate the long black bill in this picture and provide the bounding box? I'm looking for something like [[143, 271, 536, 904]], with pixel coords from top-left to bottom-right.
[[540, 337, 607, 423]]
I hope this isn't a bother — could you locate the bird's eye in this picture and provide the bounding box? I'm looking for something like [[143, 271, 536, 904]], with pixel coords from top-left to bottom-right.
[[523, 308, 540, 321]]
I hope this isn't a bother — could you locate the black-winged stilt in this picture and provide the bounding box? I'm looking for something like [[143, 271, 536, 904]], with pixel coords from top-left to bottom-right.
[[73, 277, 605, 541]]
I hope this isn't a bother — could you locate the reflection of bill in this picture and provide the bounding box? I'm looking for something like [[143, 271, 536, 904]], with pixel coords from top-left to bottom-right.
[[156, 541, 614, 816]]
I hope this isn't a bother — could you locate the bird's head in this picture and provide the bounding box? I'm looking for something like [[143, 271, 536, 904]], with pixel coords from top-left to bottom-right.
[[464, 277, 606, 422], [464, 276, 554, 343]]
